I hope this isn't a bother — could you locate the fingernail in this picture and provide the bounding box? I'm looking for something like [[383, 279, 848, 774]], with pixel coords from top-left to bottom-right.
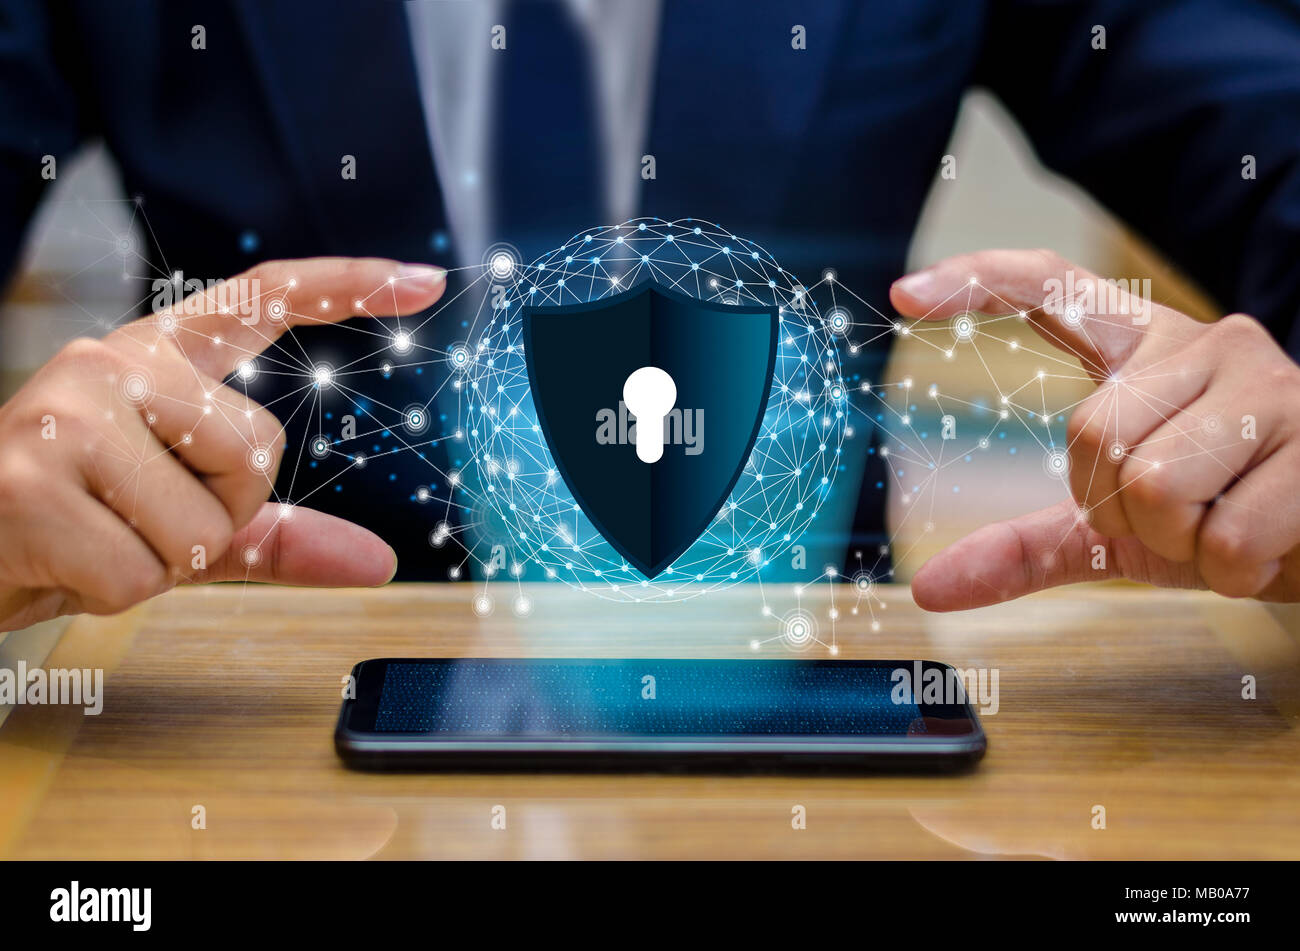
[[893, 270, 935, 299], [382, 546, 399, 584], [398, 264, 446, 291]]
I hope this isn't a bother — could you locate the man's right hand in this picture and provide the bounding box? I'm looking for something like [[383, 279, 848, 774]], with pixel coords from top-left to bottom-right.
[[0, 257, 446, 632]]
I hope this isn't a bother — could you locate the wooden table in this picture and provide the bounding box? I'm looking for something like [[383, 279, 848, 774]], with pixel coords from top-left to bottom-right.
[[0, 583, 1297, 860]]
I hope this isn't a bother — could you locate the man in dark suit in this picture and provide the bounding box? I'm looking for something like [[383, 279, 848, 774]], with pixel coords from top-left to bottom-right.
[[2, 0, 1300, 630]]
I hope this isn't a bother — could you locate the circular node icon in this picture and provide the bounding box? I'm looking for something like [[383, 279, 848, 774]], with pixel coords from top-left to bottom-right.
[[312, 364, 334, 387], [483, 242, 521, 282], [276, 503, 294, 522], [264, 296, 289, 324], [352, 452, 367, 469], [1201, 412, 1223, 437], [851, 571, 875, 598], [235, 359, 257, 383], [448, 343, 474, 374], [240, 545, 262, 568], [155, 310, 181, 337], [246, 444, 275, 474], [512, 594, 533, 617], [429, 521, 451, 548], [391, 330, 414, 355], [951, 312, 977, 342], [826, 307, 851, 335], [115, 234, 134, 256], [1062, 301, 1086, 328], [309, 435, 331, 459], [117, 368, 155, 406], [781, 610, 817, 652], [1107, 440, 1128, 463], [403, 403, 431, 435], [1043, 447, 1071, 480], [472, 593, 494, 617]]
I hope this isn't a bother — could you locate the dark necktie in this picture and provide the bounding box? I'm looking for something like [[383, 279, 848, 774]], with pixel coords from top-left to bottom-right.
[[488, 0, 605, 258]]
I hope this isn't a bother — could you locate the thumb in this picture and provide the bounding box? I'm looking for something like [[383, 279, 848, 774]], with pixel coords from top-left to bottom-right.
[[910, 500, 1118, 611], [187, 502, 398, 587]]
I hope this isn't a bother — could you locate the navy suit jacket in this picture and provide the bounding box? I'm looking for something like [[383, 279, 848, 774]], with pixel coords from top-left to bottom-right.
[[3, 0, 1300, 579]]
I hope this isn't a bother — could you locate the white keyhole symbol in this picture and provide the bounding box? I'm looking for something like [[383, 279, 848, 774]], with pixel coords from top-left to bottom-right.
[[623, 366, 677, 464]]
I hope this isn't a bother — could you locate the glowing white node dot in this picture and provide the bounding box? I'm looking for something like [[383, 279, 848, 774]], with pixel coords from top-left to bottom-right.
[[1043, 448, 1070, 480], [952, 312, 976, 341], [403, 403, 431, 434], [119, 369, 153, 405], [489, 251, 516, 280], [782, 611, 817, 652], [247, 445, 275, 473]]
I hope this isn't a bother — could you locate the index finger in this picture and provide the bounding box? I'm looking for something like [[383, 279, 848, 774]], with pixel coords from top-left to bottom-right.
[[121, 257, 446, 379], [888, 249, 1191, 381]]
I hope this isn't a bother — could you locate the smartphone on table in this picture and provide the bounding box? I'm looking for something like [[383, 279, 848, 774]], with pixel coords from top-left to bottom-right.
[[335, 657, 986, 771]]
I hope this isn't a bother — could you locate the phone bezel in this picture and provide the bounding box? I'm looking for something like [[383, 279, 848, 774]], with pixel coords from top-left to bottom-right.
[[335, 657, 987, 772]]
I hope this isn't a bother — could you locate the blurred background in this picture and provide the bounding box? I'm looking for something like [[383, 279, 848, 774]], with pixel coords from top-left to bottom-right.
[[0, 90, 1222, 579]]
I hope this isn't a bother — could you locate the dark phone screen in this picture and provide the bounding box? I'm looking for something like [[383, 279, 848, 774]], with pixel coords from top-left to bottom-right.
[[361, 659, 973, 738]]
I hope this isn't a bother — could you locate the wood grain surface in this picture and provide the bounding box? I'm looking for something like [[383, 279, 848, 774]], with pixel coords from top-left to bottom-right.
[[0, 582, 1297, 860]]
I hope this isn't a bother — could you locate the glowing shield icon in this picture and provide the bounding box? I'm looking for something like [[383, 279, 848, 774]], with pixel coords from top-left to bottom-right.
[[523, 282, 778, 579]]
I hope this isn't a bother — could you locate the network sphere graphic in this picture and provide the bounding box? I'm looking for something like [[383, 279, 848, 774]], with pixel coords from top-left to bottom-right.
[[459, 218, 848, 602]]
